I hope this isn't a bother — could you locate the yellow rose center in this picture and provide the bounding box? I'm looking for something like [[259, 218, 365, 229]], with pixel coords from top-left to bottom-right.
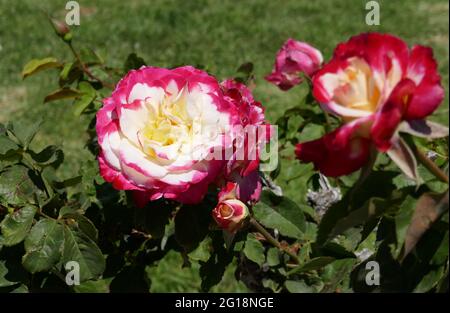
[[333, 58, 381, 117], [139, 90, 194, 157]]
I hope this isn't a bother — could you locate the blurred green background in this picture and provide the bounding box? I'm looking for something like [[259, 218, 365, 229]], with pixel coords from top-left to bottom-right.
[[0, 0, 448, 292]]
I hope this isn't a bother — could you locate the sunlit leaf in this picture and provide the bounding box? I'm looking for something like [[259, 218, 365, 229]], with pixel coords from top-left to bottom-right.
[[62, 223, 105, 282], [22, 57, 61, 79], [73, 81, 96, 116]]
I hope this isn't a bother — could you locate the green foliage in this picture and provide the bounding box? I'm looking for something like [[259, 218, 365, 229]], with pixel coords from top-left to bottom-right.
[[22, 58, 61, 79], [254, 191, 306, 239], [22, 219, 64, 273]]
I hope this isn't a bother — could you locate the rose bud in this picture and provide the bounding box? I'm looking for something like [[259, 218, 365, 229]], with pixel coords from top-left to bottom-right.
[[50, 18, 72, 42], [212, 198, 249, 234], [265, 38, 323, 90]]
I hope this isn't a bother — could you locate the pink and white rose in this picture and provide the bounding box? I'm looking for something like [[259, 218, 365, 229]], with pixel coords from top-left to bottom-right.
[[96, 66, 269, 207]]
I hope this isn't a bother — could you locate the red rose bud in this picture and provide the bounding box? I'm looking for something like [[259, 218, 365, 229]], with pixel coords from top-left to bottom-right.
[[212, 199, 249, 234], [50, 18, 72, 41]]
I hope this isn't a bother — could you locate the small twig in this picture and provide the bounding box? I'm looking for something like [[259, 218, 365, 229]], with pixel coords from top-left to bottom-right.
[[347, 145, 378, 205], [68, 42, 114, 89], [413, 147, 449, 184], [323, 110, 332, 133], [249, 218, 299, 264]]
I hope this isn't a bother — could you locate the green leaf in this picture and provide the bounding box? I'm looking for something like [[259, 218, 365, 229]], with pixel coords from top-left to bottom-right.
[[327, 197, 388, 241], [199, 232, 233, 291], [61, 213, 98, 241], [0, 135, 19, 156], [0, 165, 43, 206], [44, 88, 81, 103], [317, 171, 398, 245], [237, 62, 254, 75], [0, 261, 20, 288], [80, 47, 104, 66], [62, 224, 105, 282], [243, 233, 265, 266], [22, 57, 61, 79], [52, 176, 82, 190], [188, 236, 212, 262], [22, 218, 64, 273], [10, 284, 29, 293], [7, 119, 42, 148], [59, 62, 82, 86], [431, 231, 449, 266], [27, 145, 64, 169], [253, 190, 305, 239], [73, 81, 96, 116], [287, 257, 335, 276], [124, 53, 146, 72], [74, 278, 112, 293], [320, 258, 356, 293], [394, 195, 416, 256], [59, 62, 75, 81], [285, 280, 316, 293], [318, 242, 356, 259], [266, 247, 280, 267], [0, 206, 36, 246], [413, 266, 445, 293]]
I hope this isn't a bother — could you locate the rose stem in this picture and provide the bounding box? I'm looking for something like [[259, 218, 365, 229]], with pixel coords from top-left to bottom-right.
[[67, 42, 115, 89], [249, 217, 299, 264], [413, 146, 449, 184]]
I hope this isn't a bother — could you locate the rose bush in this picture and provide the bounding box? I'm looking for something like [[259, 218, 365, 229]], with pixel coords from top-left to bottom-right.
[[1, 17, 448, 294]]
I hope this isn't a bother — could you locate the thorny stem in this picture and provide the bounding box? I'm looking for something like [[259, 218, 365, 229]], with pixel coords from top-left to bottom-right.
[[413, 146, 449, 184], [249, 217, 299, 264], [67, 42, 115, 89]]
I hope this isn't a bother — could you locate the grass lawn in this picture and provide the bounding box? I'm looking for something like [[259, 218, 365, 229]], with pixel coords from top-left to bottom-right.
[[0, 0, 448, 292]]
